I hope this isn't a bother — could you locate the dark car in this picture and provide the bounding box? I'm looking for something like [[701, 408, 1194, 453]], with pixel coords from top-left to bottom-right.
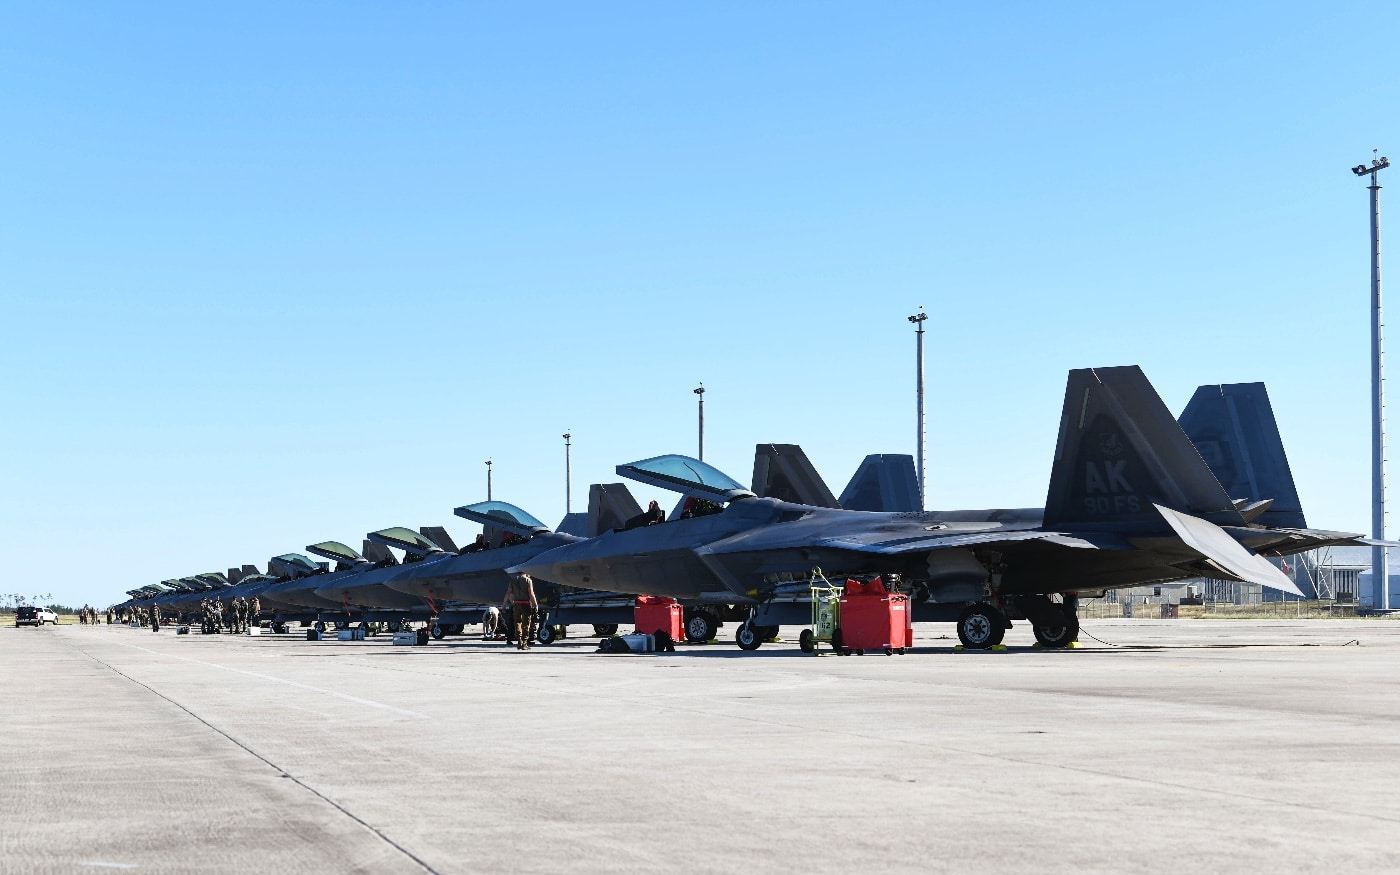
[[15, 606, 58, 626]]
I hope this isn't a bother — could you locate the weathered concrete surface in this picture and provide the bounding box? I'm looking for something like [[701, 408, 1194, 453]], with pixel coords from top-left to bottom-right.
[[2, 619, 1398, 874]]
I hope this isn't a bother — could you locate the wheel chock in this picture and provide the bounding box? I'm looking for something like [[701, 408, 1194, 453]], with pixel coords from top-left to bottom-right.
[[1032, 642, 1043, 649], [953, 645, 965, 652], [1067, 641, 1081, 649], [991, 644, 1008, 651]]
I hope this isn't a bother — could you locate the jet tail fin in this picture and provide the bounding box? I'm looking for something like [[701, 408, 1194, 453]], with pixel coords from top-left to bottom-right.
[[361, 539, 397, 565], [1043, 367, 1243, 529], [838, 454, 921, 512], [586, 483, 643, 537], [420, 526, 458, 553], [751, 444, 840, 508], [1178, 382, 1307, 529]]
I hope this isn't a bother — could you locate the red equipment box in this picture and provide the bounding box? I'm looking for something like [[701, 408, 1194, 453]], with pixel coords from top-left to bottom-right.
[[838, 577, 912, 654], [634, 596, 684, 642]]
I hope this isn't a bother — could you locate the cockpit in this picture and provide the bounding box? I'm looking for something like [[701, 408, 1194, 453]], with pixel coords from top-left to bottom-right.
[[454, 500, 551, 549]]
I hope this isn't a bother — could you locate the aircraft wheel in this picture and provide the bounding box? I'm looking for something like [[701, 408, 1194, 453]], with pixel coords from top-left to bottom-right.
[[799, 629, 816, 653], [735, 623, 763, 651], [537, 624, 559, 645], [1033, 619, 1079, 648], [956, 603, 1005, 649], [592, 624, 618, 637], [314, 621, 326, 633], [684, 612, 717, 643], [334, 620, 348, 630], [430, 624, 446, 640]]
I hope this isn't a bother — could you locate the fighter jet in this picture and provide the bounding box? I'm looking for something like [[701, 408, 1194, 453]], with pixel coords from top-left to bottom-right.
[[514, 366, 1386, 650]]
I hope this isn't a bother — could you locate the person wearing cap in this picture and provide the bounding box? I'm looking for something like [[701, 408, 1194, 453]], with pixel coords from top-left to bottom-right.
[[504, 573, 538, 650]]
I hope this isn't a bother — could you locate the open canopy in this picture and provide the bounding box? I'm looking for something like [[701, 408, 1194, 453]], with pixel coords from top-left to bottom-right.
[[454, 501, 550, 537], [367, 527, 446, 556], [616, 454, 754, 502], [305, 541, 366, 565]]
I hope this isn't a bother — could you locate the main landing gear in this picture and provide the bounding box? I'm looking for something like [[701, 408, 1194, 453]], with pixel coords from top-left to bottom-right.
[[956, 602, 1006, 649], [955, 595, 1080, 649]]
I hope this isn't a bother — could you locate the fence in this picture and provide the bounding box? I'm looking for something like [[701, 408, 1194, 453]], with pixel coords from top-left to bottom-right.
[[1077, 599, 1359, 620]]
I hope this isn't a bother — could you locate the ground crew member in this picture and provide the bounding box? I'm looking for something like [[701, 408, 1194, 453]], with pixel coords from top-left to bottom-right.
[[150, 608, 160, 632], [504, 573, 538, 650], [481, 605, 500, 640], [249, 596, 261, 628]]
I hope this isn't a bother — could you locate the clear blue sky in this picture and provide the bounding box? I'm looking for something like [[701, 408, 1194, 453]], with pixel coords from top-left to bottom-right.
[[3, 2, 1397, 608]]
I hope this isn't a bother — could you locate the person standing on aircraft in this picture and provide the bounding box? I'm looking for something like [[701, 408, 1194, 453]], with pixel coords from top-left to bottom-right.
[[504, 574, 538, 650], [463, 534, 488, 553]]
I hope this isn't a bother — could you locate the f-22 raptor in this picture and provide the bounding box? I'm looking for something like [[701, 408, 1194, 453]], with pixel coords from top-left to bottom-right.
[[515, 366, 1385, 650]]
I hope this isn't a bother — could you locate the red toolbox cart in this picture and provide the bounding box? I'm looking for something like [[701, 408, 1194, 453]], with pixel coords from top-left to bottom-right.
[[634, 596, 684, 643], [837, 577, 911, 655]]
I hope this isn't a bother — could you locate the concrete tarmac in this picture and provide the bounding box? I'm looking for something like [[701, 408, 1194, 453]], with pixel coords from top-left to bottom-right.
[[3, 619, 1398, 874]]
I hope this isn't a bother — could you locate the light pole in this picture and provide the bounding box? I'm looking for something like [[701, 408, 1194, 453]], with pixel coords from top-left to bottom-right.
[[1354, 153, 1391, 609], [694, 384, 705, 461], [485, 459, 493, 501], [908, 309, 927, 511], [563, 432, 572, 515]]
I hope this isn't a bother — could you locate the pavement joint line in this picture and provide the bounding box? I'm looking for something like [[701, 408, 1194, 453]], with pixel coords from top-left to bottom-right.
[[108, 640, 429, 719], [58, 634, 444, 875], [320, 655, 1400, 826]]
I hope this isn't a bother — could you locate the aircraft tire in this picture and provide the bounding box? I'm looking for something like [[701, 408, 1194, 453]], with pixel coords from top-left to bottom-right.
[[537, 624, 559, 645], [735, 623, 763, 651], [799, 629, 816, 653], [957, 603, 1005, 649], [684, 612, 718, 643], [1033, 619, 1079, 648], [430, 624, 446, 640], [592, 624, 619, 637], [314, 621, 326, 633]]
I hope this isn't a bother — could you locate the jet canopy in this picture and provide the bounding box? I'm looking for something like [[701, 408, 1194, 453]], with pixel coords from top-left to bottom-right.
[[305, 541, 366, 565], [616, 455, 755, 502], [454, 501, 550, 537], [269, 554, 323, 578], [367, 527, 447, 557]]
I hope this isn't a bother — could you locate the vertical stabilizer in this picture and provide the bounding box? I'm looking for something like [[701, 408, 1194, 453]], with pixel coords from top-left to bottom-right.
[[556, 513, 588, 536], [1178, 382, 1307, 529], [751, 444, 840, 508], [420, 526, 458, 553], [362, 539, 397, 565], [586, 483, 643, 537], [838, 454, 920, 512], [1043, 367, 1243, 529]]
